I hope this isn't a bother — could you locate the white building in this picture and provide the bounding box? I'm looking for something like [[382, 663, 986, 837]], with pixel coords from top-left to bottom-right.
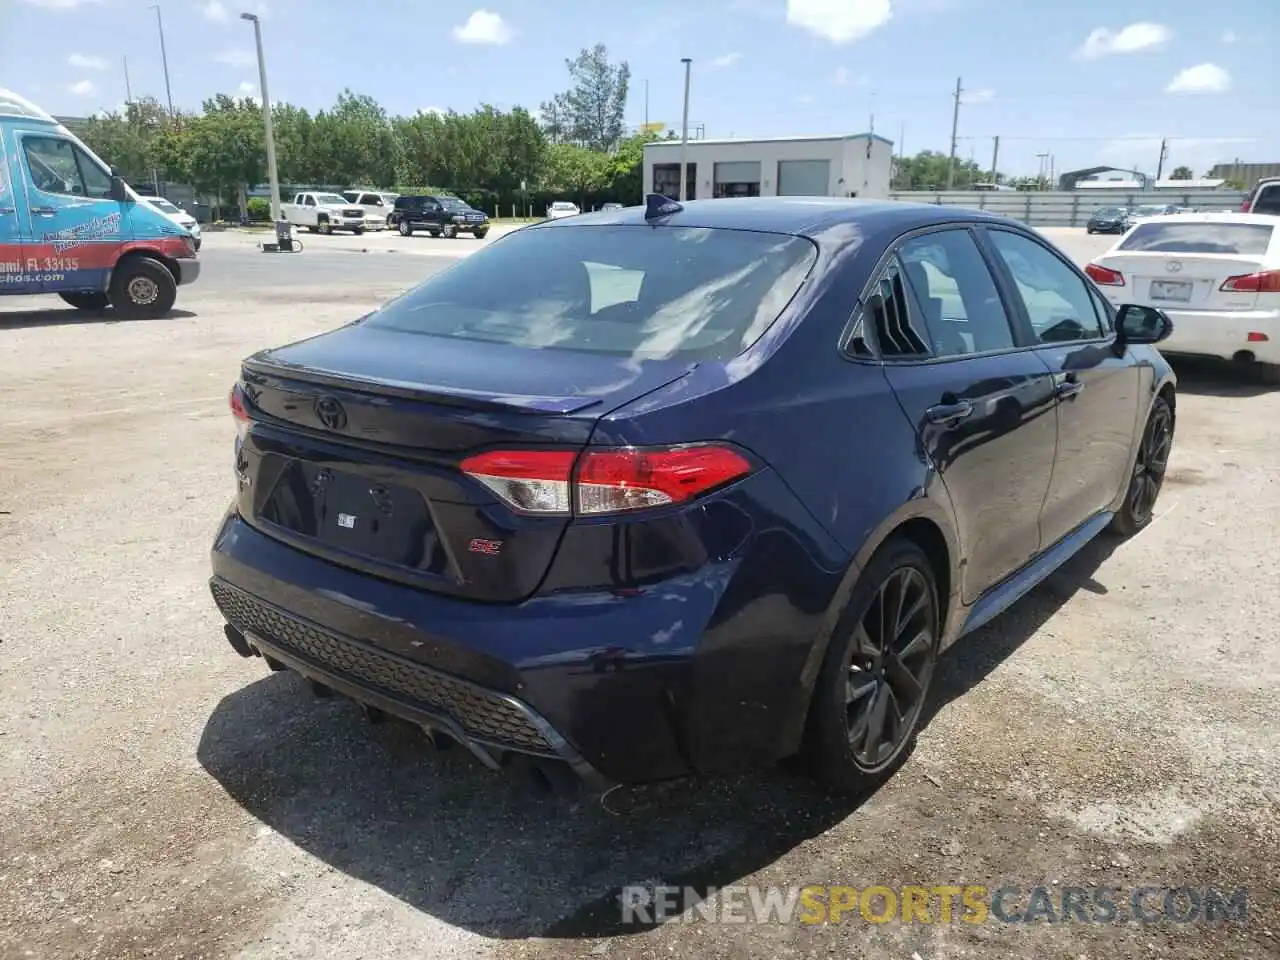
[[642, 133, 895, 202]]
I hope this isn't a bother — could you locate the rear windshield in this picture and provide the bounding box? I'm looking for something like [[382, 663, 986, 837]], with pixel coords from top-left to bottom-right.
[[1117, 222, 1274, 255], [366, 225, 817, 361], [1094, 207, 1124, 216]]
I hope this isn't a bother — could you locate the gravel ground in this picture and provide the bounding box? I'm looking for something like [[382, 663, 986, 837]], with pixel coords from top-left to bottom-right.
[[1, 229, 1277, 960]]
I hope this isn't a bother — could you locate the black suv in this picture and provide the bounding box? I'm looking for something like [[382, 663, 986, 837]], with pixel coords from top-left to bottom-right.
[[390, 195, 490, 239]]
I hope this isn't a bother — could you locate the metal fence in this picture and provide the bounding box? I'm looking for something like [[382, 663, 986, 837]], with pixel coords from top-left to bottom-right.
[[887, 190, 1248, 227]]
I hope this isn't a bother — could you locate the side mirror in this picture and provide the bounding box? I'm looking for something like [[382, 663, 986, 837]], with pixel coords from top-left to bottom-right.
[[1115, 304, 1173, 346], [108, 175, 130, 202]]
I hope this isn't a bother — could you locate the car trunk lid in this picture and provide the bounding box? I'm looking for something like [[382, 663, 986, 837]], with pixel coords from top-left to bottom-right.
[[235, 322, 694, 602], [1096, 251, 1270, 310]]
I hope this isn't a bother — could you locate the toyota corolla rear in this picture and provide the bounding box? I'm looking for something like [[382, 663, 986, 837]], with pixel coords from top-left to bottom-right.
[[209, 218, 848, 787], [1087, 215, 1280, 365]]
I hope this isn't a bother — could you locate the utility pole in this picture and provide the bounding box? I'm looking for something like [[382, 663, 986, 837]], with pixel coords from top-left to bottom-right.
[[945, 76, 962, 190], [148, 4, 174, 114], [989, 135, 1000, 184], [679, 57, 692, 201], [1155, 137, 1169, 180], [241, 11, 281, 222], [123, 56, 133, 106]]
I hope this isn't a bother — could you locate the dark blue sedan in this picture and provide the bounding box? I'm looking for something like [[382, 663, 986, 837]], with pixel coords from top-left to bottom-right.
[[210, 196, 1177, 795]]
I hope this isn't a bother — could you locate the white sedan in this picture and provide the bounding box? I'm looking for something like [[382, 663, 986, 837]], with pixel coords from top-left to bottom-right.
[[139, 195, 201, 250], [1086, 212, 1280, 383], [546, 201, 580, 220]]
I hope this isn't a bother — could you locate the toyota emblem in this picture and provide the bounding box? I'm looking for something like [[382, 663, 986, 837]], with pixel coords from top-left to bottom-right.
[[314, 396, 347, 430], [1166, 261, 1183, 273]]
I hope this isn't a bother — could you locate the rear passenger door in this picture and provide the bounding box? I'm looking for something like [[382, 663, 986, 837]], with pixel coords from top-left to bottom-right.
[[980, 227, 1141, 547], [872, 226, 1060, 603]]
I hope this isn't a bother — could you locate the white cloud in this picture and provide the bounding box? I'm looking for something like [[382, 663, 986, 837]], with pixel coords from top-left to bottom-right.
[[238, 80, 262, 104], [1220, 29, 1238, 43], [68, 79, 97, 96], [20, 0, 102, 8], [786, 0, 892, 43], [1166, 63, 1231, 94], [214, 48, 255, 67], [960, 88, 995, 104], [203, 0, 228, 22], [709, 52, 742, 69], [452, 9, 513, 45], [418, 106, 446, 117], [1076, 22, 1170, 59], [1101, 134, 1254, 168], [68, 53, 109, 70]]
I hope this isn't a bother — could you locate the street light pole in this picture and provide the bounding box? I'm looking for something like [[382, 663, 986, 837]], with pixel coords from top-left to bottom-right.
[[679, 58, 692, 201], [149, 4, 175, 114], [242, 12, 281, 223]]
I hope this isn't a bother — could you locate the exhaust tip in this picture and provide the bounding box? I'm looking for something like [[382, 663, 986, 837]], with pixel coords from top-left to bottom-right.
[[223, 623, 257, 658]]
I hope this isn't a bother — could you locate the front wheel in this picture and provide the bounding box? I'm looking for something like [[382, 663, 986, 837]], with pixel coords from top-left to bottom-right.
[[1110, 395, 1173, 536], [108, 257, 177, 320], [803, 537, 941, 796], [398, 220, 412, 237], [317, 219, 332, 235], [1086, 226, 1096, 234], [441, 224, 456, 239], [473, 229, 489, 240], [59, 291, 110, 311], [353, 226, 365, 235]]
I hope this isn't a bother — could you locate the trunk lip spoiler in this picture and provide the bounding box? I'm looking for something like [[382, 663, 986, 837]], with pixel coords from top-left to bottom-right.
[[242, 356, 611, 415]]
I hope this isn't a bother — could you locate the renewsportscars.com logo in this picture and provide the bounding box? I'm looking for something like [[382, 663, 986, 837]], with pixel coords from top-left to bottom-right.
[[619, 884, 1250, 926]]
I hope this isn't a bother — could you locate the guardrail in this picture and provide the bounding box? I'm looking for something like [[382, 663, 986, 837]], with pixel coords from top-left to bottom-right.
[[887, 190, 1248, 227]]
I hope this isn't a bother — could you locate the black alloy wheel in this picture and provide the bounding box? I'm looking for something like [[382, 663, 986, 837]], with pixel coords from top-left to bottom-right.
[[844, 566, 937, 771], [805, 537, 940, 795], [1111, 396, 1172, 535]]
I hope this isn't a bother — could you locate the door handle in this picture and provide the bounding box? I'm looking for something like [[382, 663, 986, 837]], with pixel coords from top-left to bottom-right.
[[1055, 377, 1085, 400], [925, 400, 974, 425], [30, 206, 57, 217]]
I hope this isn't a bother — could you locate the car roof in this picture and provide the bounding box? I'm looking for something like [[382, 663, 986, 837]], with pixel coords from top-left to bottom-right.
[[534, 196, 1021, 249]]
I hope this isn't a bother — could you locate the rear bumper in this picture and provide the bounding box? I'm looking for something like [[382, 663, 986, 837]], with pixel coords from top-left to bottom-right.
[[209, 504, 839, 785]]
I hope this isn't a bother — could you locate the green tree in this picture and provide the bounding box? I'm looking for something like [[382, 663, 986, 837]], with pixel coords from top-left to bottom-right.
[[78, 96, 183, 184], [892, 150, 989, 190], [540, 44, 630, 151], [605, 132, 657, 203], [183, 94, 267, 215], [543, 143, 610, 203], [1169, 165, 1194, 180]]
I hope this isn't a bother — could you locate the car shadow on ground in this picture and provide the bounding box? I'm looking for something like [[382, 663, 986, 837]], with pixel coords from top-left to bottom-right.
[[1166, 356, 1276, 397], [197, 532, 1120, 941], [0, 307, 198, 330]]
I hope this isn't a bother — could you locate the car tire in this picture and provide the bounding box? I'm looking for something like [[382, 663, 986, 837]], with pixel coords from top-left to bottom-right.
[[59, 291, 110, 311], [398, 220, 412, 237], [1110, 395, 1173, 536], [1257, 363, 1280, 386], [441, 224, 457, 239], [1086, 226, 1095, 234], [802, 536, 941, 796], [353, 226, 365, 235], [108, 256, 177, 320], [318, 218, 332, 235], [474, 229, 489, 240], [386, 214, 395, 228]]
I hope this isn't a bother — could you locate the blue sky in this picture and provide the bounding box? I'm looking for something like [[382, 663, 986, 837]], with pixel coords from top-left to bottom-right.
[[2, 0, 1276, 178]]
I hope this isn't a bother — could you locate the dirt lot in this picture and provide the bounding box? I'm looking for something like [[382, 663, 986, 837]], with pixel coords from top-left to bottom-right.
[[1, 230, 1277, 960]]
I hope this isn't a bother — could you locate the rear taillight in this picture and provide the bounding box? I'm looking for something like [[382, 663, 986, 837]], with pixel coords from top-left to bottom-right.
[[460, 444, 753, 516], [1085, 263, 1125, 286], [229, 383, 251, 441], [1240, 200, 1251, 213], [1220, 270, 1280, 293]]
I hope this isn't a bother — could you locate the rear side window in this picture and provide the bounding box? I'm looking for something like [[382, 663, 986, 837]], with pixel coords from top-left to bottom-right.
[[898, 229, 1015, 356], [366, 225, 817, 361], [1118, 222, 1273, 255], [865, 260, 930, 358]]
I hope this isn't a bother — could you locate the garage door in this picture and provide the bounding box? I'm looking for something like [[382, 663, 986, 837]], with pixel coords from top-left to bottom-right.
[[714, 161, 761, 185], [777, 159, 830, 196]]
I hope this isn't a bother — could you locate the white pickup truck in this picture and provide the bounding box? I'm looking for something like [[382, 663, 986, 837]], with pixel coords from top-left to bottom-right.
[[281, 191, 368, 234]]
